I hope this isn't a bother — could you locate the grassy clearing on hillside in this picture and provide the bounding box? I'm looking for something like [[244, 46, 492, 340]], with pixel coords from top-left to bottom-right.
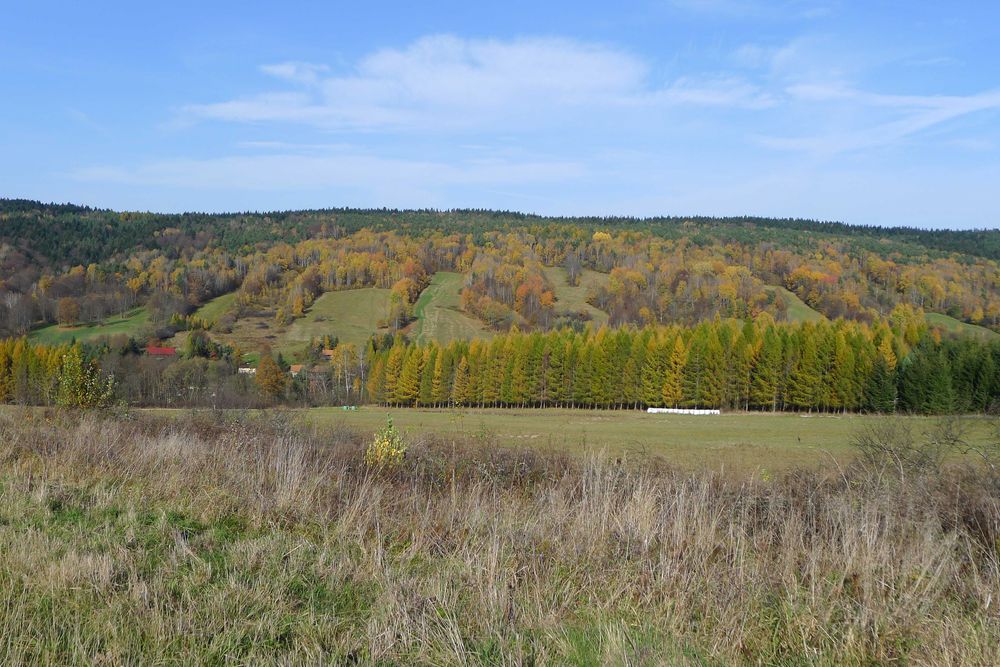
[[926, 311, 1000, 341], [283, 288, 392, 353], [209, 289, 392, 359], [303, 406, 995, 472], [542, 266, 609, 325], [1, 410, 998, 664], [766, 285, 826, 323], [28, 308, 150, 345], [192, 291, 237, 325], [411, 272, 493, 345]]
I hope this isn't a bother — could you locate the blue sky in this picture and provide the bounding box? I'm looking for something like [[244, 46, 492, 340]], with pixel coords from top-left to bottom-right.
[[3, 1, 999, 228]]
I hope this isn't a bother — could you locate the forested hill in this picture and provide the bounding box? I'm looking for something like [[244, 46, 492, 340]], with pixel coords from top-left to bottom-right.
[[2, 198, 999, 271]]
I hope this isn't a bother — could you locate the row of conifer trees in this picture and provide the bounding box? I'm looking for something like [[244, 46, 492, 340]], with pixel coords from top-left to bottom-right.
[[366, 318, 1000, 414]]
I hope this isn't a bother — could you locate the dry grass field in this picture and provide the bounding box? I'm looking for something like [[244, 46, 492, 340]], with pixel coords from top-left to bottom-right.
[[0, 408, 998, 664], [410, 272, 493, 345], [542, 266, 610, 325], [304, 406, 997, 473]]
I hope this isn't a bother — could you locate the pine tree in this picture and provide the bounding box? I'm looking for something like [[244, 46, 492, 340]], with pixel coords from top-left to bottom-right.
[[573, 341, 595, 407], [924, 348, 955, 414], [750, 328, 781, 411], [451, 356, 471, 406], [864, 355, 897, 413], [640, 336, 666, 407], [418, 347, 436, 406], [480, 340, 503, 407], [431, 348, 449, 405], [395, 347, 424, 406], [621, 332, 646, 409], [661, 335, 686, 408], [830, 330, 857, 412], [589, 334, 614, 408], [787, 327, 821, 411], [544, 337, 566, 406], [367, 357, 387, 404], [729, 330, 755, 411], [382, 344, 406, 405]]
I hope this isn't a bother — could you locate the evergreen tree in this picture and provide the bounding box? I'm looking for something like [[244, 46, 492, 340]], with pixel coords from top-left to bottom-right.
[[451, 356, 471, 406], [544, 337, 566, 406], [395, 347, 424, 406], [367, 357, 387, 404], [641, 336, 666, 407], [750, 328, 781, 411], [418, 347, 436, 406], [621, 332, 646, 409], [787, 327, 821, 411], [382, 344, 406, 405], [430, 348, 449, 405], [864, 355, 897, 413], [661, 335, 686, 408]]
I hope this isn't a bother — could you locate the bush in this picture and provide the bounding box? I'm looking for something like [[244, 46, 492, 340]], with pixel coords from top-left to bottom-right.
[[365, 415, 406, 468]]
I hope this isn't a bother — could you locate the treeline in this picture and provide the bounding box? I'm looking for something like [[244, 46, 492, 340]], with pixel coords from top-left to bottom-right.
[[367, 317, 1000, 414], [5, 199, 1000, 265], [3, 317, 998, 414], [0, 339, 114, 407]]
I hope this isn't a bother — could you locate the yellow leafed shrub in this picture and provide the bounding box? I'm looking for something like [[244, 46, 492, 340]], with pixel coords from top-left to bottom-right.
[[365, 416, 406, 468]]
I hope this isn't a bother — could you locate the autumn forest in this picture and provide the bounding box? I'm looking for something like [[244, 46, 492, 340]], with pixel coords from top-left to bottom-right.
[[1, 198, 998, 413]]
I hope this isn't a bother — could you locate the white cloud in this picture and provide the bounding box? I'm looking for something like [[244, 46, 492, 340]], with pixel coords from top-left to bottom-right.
[[259, 62, 330, 85], [761, 85, 1000, 153], [183, 35, 771, 132], [667, 0, 832, 19], [71, 151, 586, 192]]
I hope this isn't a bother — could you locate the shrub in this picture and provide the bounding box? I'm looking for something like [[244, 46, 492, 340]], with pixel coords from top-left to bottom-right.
[[365, 415, 406, 468]]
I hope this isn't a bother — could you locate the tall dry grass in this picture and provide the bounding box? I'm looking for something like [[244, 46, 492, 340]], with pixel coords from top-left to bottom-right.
[[0, 408, 998, 664]]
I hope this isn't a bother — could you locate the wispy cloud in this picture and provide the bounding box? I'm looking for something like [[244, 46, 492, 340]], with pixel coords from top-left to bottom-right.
[[182, 35, 772, 132], [667, 0, 832, 20], [72, 150, 586, 192], [259, 62, 330, 85], [759, 85, 1000, 153]]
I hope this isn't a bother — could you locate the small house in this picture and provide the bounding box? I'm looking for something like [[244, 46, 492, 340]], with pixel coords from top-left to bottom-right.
[[145, 346, 177, 358]]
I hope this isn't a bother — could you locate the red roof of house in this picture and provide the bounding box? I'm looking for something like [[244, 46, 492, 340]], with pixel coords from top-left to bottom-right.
[[146, 346, 177, 356]]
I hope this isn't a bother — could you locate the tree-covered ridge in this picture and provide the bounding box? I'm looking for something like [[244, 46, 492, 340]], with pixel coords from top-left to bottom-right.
[[3, 199, 1000, 268], [2, 199, 1000, 343]]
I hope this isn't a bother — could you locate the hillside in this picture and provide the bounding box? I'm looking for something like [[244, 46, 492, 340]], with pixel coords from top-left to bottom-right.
[[4, 199, 1000, 271], [542, 266, 610, 326], [410, 272, 493, 345], [3, 199, 1000, 352], [281, 288, 393, 353], [766, 286, 825, 323], [28, 308, 150, 346], [926, 312, 1000, 341]]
